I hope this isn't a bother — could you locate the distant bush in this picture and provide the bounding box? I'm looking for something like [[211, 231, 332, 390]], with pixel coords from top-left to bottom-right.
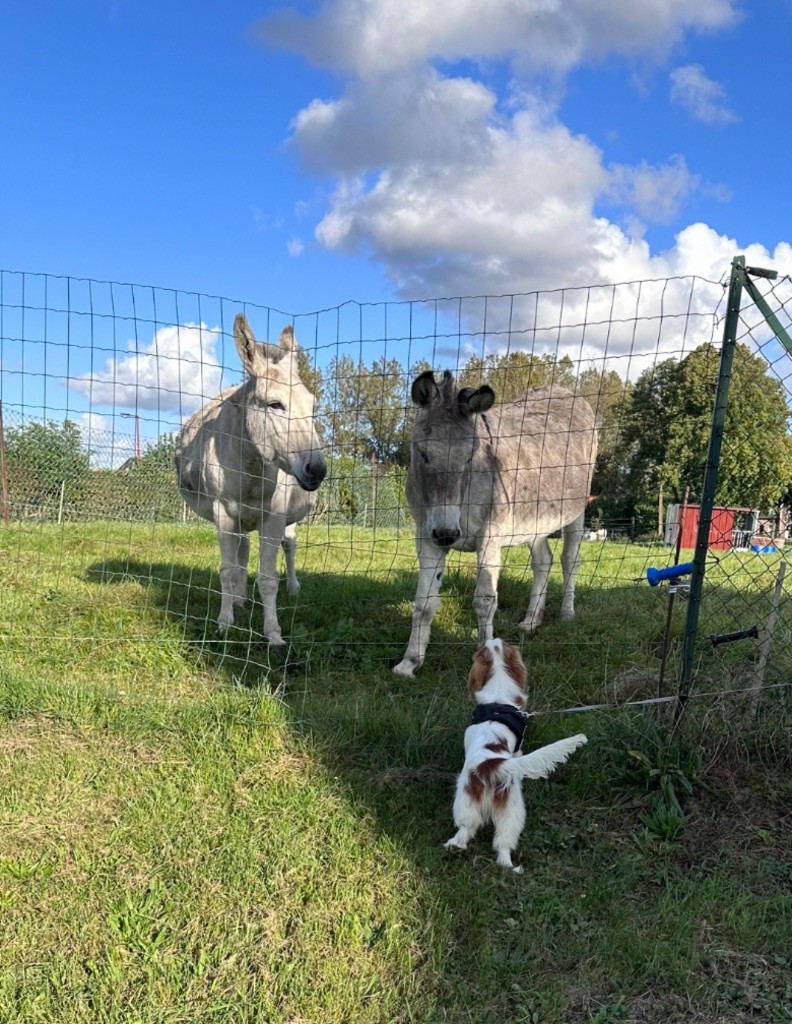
[[310, 458, 409, 528]]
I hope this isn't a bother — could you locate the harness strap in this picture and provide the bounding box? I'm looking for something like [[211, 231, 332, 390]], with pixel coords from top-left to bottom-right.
[[470, 702, 531, 748]]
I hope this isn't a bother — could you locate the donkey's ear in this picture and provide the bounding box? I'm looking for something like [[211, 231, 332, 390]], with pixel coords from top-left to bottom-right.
[[411, 370, 439, 407], [458, 384, 495, 416], [234, 314, 261, 376], [278, 325, 296, 355]]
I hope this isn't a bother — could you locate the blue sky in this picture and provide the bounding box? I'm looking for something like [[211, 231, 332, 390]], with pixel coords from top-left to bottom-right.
[[2, 0, 792, 457]]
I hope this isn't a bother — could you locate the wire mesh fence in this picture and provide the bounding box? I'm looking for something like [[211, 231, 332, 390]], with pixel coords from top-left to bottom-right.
[[1, 264, 790, 715], [674, 260, 792, 715]]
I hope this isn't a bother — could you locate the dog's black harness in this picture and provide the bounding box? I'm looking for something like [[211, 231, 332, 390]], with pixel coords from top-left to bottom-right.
[[470, 702, 531, 748]]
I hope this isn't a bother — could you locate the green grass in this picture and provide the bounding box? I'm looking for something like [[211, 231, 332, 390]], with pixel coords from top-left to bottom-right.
[[0, 522, 790, 1023]]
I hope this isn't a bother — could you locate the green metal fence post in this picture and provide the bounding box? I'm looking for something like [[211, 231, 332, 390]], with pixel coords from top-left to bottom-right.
[[675, 255, 747, 723]]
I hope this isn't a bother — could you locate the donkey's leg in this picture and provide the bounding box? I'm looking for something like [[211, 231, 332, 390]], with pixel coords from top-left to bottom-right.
[[559, 510, 585, 621], [256, 513, 288, 647], [519, 535, 553, 634], [393, 538, 448, 678], [234, 534, 251, 606], [473, 538, 502, 646], [215, 515, 249, 630], [282, 523, 300, 597]]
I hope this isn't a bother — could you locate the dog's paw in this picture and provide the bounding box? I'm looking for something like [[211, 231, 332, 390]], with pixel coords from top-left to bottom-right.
[[444, 839, 466, 852], [511, 864, 524, 875]]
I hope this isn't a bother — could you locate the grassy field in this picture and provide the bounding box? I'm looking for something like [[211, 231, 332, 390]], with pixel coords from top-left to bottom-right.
[[0, 521, 790, 1023]]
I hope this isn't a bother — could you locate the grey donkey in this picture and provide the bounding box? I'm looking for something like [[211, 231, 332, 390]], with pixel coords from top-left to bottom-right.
[[175, 314, 327, 646], [393, 370, 597, 677]]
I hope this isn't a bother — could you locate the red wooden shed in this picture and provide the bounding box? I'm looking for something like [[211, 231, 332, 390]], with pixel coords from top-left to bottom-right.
[[665, 504, 758, 551]]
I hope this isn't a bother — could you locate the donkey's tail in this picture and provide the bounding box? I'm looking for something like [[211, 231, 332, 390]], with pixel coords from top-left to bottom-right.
[[499, 734, 587, 782]]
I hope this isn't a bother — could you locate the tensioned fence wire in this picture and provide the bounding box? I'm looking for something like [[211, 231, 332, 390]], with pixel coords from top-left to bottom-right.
[[4, 265, 779, 716]]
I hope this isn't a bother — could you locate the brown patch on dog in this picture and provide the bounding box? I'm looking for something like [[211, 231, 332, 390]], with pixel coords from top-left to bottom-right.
[[492, 781, 511, 810], [471, 757, 507, 788], [464, 773, 484, 803], [468, 646, 493, 695], [467, 758, 513, 810], [485, 737, 510, 755]]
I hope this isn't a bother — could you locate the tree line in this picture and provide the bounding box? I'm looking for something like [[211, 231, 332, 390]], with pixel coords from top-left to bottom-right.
[[3, 341, 792, 534]]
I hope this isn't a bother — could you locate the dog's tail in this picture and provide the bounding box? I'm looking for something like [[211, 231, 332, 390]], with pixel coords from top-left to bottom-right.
[[498, 734, 587, 782]]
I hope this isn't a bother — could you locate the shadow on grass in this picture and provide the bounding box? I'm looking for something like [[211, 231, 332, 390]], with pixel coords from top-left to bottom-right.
[[84, 554, 669, 692], [83, 553, 638, 854], [82, 553, 783, 1019], [83, 552, 679, 783], [85, 556, 470, 685]]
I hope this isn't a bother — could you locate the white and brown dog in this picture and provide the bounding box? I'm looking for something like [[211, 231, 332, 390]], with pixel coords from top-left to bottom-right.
[[445, 638, 587, 872]]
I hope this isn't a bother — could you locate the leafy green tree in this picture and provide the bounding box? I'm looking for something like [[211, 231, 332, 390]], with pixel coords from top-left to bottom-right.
[[131, 432, 177, 473], [5, 419, 90, 502], [320, 355, 415, 464], [591, 343, 792, 531], [320, 354, 364, 458], [593, 358, 681, 529], [356, 356, 410, 463], [459, 351, 576, 403], [296, 347, 323, 410], [663, 343, 792, 510]]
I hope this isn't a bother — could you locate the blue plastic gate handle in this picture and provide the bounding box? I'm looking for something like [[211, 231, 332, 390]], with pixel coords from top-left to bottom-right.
[[646, 562, 695, 586]]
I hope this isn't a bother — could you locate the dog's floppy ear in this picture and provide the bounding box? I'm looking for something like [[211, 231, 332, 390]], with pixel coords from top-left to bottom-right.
[[468, 646, 493, 695], [502, 641, 527, 691]]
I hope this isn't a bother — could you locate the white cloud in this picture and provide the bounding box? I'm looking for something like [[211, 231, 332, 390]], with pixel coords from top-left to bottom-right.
[[291, 69, 495, 175], [255, 0, 738, 79], [69, 323, 223, 414], [313, 101, 609, 295], [465, 224, 792, 381], [606, 154, 701, 225], [253, 0, 790, 381], [287, 237, 305, 257], [669, 64, 738, 125], [265, 2, 745, 310], [75, 411, 110, 436], [418, 223, 792, 383]]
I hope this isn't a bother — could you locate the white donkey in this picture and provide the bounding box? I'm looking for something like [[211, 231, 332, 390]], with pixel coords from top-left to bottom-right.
[[394, 371, 597, 678], [175, 314, 327, 646]]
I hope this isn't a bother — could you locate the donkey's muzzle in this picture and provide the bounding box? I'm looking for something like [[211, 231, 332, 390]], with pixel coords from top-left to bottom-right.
[[299, 453, 328, 491], [431, 527, 460, 548]]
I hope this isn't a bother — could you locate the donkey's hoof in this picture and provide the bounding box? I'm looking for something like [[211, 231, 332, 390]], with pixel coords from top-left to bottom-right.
[[286, 580, 301, 598], [392, 659, 417, 679], [518, 618, 541, 635]]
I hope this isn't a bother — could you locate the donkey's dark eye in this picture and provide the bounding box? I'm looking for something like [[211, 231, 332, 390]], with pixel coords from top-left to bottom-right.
[[416, 447, 429, 464], [268, 401, 286, 412]]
